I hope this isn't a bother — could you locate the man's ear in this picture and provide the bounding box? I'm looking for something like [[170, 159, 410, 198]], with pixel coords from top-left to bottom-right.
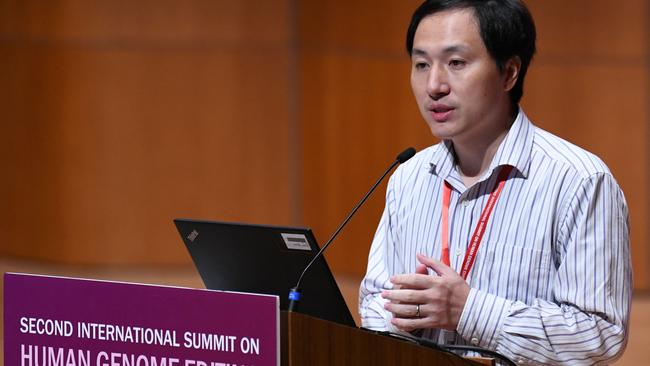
[[503, 56, 522, 92]]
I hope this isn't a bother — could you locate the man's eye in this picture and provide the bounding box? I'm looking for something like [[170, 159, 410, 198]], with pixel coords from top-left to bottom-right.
[[449, 60, 466, 68], [414, 62, 429, 70]]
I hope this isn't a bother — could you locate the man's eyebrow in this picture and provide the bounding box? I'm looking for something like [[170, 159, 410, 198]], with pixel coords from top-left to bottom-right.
[[411, 48, 428, 57], [442, 45, 470, 54]]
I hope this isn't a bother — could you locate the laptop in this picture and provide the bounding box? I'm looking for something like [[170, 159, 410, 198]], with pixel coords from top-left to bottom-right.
[[174, 219, 356, 327]]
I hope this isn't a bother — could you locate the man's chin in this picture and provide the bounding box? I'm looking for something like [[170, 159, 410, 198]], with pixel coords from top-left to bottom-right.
[[426, 124, 457, 141]]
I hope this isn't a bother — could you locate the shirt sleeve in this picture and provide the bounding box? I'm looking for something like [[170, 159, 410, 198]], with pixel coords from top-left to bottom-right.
[[358, 174, 408, 334], [457, 173, 632, 365]]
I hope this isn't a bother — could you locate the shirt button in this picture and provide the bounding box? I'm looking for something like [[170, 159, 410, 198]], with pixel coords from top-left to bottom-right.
[[470, 337, 479, 345], [462, 200, 470, 207], [455, 248, 463, 256]]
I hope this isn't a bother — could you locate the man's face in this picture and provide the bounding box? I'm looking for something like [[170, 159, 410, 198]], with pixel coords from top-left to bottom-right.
[[410, 9, 515, 145]]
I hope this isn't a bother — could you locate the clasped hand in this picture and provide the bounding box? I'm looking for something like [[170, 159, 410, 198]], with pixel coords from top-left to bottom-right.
[[381, 253, 470, 332]]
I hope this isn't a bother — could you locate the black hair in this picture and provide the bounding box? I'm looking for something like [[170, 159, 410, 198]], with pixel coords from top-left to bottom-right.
[[406, 0, 536, 106]]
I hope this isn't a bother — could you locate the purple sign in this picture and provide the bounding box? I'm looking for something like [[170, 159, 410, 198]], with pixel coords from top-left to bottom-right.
[[4, 273, 279, 366]]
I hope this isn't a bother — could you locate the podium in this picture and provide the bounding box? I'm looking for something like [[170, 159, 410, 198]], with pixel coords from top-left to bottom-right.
[[282, 311, 486, 366], [4, 273, 489, 366]]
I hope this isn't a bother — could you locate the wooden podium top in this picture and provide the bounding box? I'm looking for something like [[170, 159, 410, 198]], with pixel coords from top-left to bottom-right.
[[281, 311, 489, 366]]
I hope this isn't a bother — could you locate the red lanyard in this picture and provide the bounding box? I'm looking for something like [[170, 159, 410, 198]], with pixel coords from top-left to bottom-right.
[[441, 165, 513, 280]]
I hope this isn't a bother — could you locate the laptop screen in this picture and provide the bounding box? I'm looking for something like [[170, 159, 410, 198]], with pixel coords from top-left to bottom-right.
[[174, 219, 356, 327]]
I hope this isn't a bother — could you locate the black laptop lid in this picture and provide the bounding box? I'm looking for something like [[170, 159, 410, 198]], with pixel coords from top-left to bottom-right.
[[174, 219, 356, 327]]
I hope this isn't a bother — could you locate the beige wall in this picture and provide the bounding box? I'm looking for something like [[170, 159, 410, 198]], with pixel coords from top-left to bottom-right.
[[1, 0, 648, 289]]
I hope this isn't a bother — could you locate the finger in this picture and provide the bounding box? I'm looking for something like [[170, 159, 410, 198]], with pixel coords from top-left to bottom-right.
[[390, 273, 432, 289], [417, 253, 456, 277], [381, 288, 423, 304], [390, 316, 426, 333], [384, 302, 420, 318], [415, 263, 428, 275]]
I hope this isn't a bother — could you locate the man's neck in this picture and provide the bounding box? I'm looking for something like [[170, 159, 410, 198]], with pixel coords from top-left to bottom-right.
[[452, 113, 516, 188]]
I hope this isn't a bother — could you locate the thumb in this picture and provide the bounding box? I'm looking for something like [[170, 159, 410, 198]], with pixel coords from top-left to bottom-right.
[[416, 253, 456, 277]]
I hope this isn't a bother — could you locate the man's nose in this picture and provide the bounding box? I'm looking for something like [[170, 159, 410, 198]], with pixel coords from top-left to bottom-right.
[[427, 66, 450, 100]]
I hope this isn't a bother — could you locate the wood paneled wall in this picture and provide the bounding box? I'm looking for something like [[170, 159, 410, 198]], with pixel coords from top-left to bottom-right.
[[298, 0, 429, 275], [0, 1, 297, 264], [1, 1, 648, 290]]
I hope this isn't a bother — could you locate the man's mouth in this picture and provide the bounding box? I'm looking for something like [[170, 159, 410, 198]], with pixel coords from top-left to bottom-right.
[[429, 105, 455, 122]]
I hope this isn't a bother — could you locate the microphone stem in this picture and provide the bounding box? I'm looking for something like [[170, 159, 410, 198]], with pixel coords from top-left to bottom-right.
[[295, 159, 400, 289]]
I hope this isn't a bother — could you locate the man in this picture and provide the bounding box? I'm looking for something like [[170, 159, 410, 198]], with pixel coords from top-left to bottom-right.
[[359, 0, 631, 364]]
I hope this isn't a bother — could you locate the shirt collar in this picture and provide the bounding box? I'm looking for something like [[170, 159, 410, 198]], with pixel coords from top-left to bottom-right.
[[428, 108, 534, 185]]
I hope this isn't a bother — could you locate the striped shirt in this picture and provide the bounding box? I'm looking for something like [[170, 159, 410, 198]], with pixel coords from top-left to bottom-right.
[[359, 109, 631, 365]]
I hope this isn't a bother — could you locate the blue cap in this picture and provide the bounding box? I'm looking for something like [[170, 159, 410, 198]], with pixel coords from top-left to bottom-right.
[[288, 290, 301, 301]]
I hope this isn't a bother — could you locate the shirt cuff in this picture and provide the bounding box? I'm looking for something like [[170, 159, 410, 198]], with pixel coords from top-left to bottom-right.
[[359, 295, 401, 331], [457, 288, 513, 350]]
